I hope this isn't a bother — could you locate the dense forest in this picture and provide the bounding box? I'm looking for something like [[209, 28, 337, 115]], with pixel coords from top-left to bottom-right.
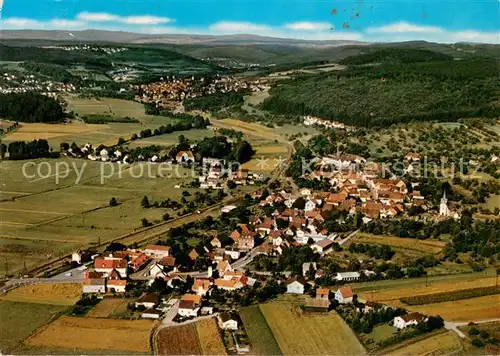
[[338, 48, 453, 65], [184, 92, 245, 111], [7, 139, 52, 160], [261, 52, 500, 127], [0, 92, 65, 123]]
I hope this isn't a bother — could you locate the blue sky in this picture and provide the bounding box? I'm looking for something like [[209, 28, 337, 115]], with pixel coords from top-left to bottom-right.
[[1, 0, 499, 43]]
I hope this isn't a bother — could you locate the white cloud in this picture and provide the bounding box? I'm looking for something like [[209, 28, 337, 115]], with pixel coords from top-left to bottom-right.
[[450, 30, 500, 43], [284, 22, 332, 31], [76, 12, 120, 22], [367, 21, 443, 34], [209, 21, 272, 34], [0, 17, 43, 28], [49, 19, 86, 28], [121, 15, 173, 25]]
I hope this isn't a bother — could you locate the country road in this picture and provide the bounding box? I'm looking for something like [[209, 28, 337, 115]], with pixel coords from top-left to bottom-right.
[[445, 318, 500, 338]]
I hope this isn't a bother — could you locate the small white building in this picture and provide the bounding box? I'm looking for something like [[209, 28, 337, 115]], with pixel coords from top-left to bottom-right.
[[143, 244, 171, 258], [218, 313, 239, 330], [394, 313, 426, 329], [335, 272, 360, 282], [302, 262, 317, 277], [82, 279, 106, 294], [335, 287, 353, 304], [285, 276, 306, 294], [177, 300, 200, 317], [72, 252, 82, 264]]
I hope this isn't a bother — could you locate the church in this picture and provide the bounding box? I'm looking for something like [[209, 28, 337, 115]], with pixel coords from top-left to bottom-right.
[[439, 191, 461, 220]]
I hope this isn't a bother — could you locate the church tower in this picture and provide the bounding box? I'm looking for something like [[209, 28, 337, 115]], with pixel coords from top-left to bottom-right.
[[439, 191, 449, 216]]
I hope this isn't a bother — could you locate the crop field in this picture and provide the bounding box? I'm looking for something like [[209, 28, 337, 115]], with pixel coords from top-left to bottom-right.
[[240, 305, 282, 355], [405, 295, 500, 322], [353, 271, 497, 299], [0, 158, 204, 276], [25, 316, 153, 353], [354, 233, 446, 254], [3, 97, 178, 148], [128, 128, 214, 148], [0, 300, 66, 353], [0, 283, 81, 306], [196, 318, 227, 355], [86, 298, 129, 318], [156, 324, 203, 355], [385, 331, 463, 356], [260, 302, 366, 355]]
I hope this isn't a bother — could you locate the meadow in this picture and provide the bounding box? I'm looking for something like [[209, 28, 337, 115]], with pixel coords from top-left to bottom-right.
[[0, 300, 66, 353], [0, 158, 207, 276], [3, 97, 178, 149], [354, 233, 446, 254], [239, 305, 282, 355], [24, 316, 153, 353], [0, 283, 81, 306], [260, 302, 366, 355], [384, 331, 464, 356], [196, 318, 227, 355], [86, 298, 130, 318]]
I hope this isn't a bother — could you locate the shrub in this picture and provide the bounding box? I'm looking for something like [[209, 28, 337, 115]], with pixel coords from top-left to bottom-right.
[[471, 338, 485, 348], [469, 327, 480, 336]]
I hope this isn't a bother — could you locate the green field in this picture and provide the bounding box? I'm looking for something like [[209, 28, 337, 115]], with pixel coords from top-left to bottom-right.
[[0, 158, 208, 275], [128, 129, 214, 148], [0, 300, 67, 353], [239, 305, 282, 355]]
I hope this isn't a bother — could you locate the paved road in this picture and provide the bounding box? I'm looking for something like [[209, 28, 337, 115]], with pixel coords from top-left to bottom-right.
[[445, 318, 500, 338], [50, 263, 90, 281]]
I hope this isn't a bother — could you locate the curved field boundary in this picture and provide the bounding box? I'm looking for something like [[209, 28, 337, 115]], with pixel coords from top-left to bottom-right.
[[240, 305, 282, 355]]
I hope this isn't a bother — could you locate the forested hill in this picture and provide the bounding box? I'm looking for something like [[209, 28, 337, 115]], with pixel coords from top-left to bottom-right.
[[338, 48, 453, 65], [261, 50, 500, 127]]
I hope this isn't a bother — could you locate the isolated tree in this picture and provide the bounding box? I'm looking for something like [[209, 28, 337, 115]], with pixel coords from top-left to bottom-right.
[[109, 197, 118, 206], [117, 137, 125, 145], [141, 218, 150, 227], [141, 195, 150, 208]]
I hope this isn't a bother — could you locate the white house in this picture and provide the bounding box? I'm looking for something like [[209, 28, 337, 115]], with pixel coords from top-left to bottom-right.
[[311, 239, 334, 254], [304, 199, 317, 212], [83, 279, 106, 294], [94, 257, 128, 278], [177, 300, 200, 317], [218, 313, 239, 330], [107, 279, 127, 293], [176, 151, 195, 163], [394, 313, 426, 329], [335, 272, 360, 282], [285, 276, 306, 294], [143, 244, 171, 258], [335, 287, 353, 304], [72, 252, 82, 264]]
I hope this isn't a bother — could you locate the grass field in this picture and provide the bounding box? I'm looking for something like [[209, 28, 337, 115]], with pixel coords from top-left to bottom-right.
[[0, 283, 81, 306], [25, 316, 153, 353], [384, 331, 463, 356], [354, 233, 446, 254], [156, 324, 203, 355], [353, 268, 497, 294], [86, 298, 129, 318], [0, 158, 208, 276], [260, 302, 366, 355], [196, 318, 227, 355], [239, 305, 282, 355], [3, 97, 178, 149], [0, 300, 66, 353], [403, 295, 500, 322], [128, 129, 214, 148]]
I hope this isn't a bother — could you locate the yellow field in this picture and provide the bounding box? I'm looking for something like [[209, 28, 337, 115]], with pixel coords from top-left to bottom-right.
[[403, 295, 500, 322], [357, 277, 497, 303], [196, 318, 227, 355], [0, 283, 82, 306], [86, 298, 129, 318], [214, 119, 283, 141], [25, 316, 153, 353], [260, 302, 366, 355], [385, 331, 463, 356], [355, 233, 446, 254], [4, 122, 107, 141]]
